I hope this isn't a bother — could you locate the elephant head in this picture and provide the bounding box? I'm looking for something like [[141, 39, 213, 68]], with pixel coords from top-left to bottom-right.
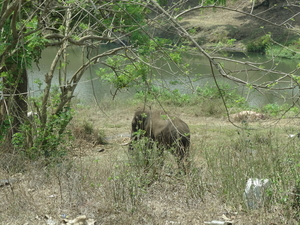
[[129, 109, 191, 172]]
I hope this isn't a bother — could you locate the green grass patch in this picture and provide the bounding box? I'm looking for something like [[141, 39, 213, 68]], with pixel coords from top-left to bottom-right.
[[262, 103, 299, 117], [133, 83, 247, 117], [267, 43, 300, 60]]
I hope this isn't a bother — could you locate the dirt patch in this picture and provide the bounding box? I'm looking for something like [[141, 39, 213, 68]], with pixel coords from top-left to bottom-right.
[[180, 1, 300, 50]]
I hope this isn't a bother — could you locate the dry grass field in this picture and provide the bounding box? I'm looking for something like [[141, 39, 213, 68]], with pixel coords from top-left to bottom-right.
[[1, 100, 300, 224]]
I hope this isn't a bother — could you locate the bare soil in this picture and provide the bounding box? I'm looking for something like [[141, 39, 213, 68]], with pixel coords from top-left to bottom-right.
[[180, 0, 300, 50]]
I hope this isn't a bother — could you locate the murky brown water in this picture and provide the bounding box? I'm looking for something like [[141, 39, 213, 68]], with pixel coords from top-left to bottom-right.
[[28, 46, 300, 107]]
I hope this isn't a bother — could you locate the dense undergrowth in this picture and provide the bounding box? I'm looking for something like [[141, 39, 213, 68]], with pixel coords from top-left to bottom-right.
[[245, 34, 300, 60]]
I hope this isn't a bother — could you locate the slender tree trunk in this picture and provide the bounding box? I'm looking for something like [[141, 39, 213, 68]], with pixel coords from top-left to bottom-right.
[[0, 63, 28, 142]]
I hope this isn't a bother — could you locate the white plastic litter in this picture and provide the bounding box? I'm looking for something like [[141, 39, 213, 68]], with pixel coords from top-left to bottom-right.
[[243, 178, 271, 209]]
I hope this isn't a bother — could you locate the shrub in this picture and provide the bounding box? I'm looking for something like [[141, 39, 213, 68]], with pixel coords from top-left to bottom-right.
[[267, 40, 300, 59], [196, 82, 246, 108], [246, 34, 271, 54], [71, 120, 106, 145], [134, 86, 190, 106], [11, 107, 74, 161], [262, 103, 299, 117]]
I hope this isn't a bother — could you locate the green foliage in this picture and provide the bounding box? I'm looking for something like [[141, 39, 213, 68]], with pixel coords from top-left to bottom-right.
[[267, 46, 299, 59], [100, 1, 150, 46], [138, 37, 173, 55], [169, 51, 182, 64], [150, 38, 172, 51], [188, 28, 197, 34], [0, 118, 10, 141], [34, 78, 43, 89], [227, 38, 236, 46], [267, 39, 300, 59], [98, 38, 183, 94], [134, 86, 190, 106], [202, 0, 226, 5], [97, 56, 149, 90], [12, 107, 74, 160], [98, 35, 189, 101], [1, 16, 48, 67], [196, 82, 246, 107], [129, 138, 164, 175], [0, 71, 14, 86], [262, 103, 299, 117], [11, 86, 75, 160], [133, 83, 247, 112], [246, 34, 271, 54], [157, 0, 168, 6], [290, 106, 300, 114], [25, 34, 49, 64], [263, 103, 282, 116]]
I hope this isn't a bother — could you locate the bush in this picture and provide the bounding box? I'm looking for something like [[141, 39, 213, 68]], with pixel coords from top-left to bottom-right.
[[71, 120, 106, 145], [134, 86, 190, 106], [246, 34, 271, 54], [11, 107, 74, 161], [196, 82, 246, 108], [262, 103, 299, 117], [267, 39, 300, 59]]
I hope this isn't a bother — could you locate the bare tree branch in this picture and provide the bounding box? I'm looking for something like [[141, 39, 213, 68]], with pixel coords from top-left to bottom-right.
[[0, 0, 19, 28], [45, 34, 114, 46]]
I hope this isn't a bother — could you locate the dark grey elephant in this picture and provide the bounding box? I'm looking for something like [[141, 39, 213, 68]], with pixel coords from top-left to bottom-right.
[[128, 109, 191, 172]]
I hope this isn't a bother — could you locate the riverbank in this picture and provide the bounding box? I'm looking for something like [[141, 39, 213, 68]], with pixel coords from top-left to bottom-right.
[[179, 1, 300, 52]]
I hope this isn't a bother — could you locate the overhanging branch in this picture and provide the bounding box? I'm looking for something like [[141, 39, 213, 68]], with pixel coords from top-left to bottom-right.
[[45, 34, 114, 46]]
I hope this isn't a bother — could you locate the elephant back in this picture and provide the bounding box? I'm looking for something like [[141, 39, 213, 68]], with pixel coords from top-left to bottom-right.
[[129, 109, 191, 173], [169, 117, 190, 146], [131, 109, 190, 148]]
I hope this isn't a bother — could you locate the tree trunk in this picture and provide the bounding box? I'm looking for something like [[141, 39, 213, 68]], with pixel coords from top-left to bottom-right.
[[0, 63, 28, 142]]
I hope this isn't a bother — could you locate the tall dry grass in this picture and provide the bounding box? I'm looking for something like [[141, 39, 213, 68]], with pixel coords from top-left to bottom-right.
[[0, 101, 300, 224]]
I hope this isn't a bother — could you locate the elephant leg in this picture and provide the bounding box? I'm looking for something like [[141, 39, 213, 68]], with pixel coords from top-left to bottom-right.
[[175, 143, 190, 175], [128, 137, 153, 169], [143, 138, 164, 170]]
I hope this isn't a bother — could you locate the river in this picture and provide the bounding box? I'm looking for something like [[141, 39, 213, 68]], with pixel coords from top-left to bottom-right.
[[28, 45, 300, 108]]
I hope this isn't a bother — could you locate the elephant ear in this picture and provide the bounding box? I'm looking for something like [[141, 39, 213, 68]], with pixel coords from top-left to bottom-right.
[[138, 112, 149, 130], [132, 111, 148, 132]]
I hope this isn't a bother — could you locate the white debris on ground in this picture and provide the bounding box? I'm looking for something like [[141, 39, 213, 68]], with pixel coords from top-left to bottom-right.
[[230, 111, 266, 122], [61, 215, 96, 225]]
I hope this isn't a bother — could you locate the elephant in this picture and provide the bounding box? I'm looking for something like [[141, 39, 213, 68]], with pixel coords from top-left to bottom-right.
[[128, 109, 191, 172]]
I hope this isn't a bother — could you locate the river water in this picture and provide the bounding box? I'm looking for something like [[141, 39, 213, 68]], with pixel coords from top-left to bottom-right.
[[28, 45, 300, 108]]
